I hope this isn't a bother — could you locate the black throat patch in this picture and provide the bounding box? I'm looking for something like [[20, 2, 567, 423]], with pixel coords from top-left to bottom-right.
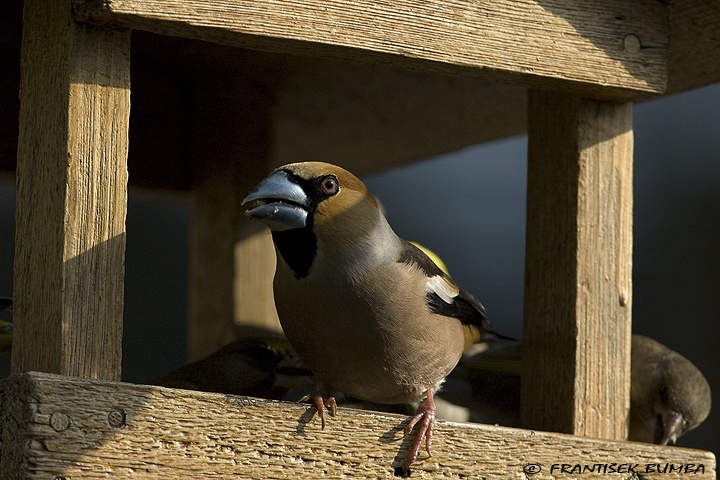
[[268, 169, 340, 279], [272, 227, 317, 279]]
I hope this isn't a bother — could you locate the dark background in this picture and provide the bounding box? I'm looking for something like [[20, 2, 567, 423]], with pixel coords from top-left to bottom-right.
[[1, 83, 718, 455]]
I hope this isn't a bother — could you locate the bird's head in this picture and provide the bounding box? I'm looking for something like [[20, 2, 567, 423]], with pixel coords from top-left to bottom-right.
[[651, 355, 712, 445], [243, 162, 378, 231], [242, 162, 393, 277]]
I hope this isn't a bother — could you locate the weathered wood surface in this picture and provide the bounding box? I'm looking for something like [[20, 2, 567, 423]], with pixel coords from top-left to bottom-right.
[[522, 91, 633, 440], [4, 1, 720, 185], [0, 372, 715, 479], [0, 5, 521, 183], [72, 0, 668, 100], [667, 0, 720, 95], [12, 0, 130, 379], [188, 78, 280, 361]]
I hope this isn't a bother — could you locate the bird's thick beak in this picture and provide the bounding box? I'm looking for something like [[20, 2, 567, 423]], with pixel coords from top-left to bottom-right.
[[242, 170, 310, 231], [655, 410, 684, 445]]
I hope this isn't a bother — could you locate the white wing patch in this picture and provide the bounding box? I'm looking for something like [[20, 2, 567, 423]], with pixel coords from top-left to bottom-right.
[[425, 274, 459, 304]]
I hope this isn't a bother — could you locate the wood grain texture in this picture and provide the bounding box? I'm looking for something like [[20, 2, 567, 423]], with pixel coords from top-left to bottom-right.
[[12, 0, 130, 379], [72, 0, 668, 100], [522, 91, 633, 440], [0, 13, 527, 184], [0, 372, 715, 479], [666, 0, 720, 94], [5, 2, 719, 188], [189, 78, 279, 361]]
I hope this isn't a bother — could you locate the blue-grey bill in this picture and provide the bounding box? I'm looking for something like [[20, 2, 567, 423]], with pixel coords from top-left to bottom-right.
[[245, 202, 308, 231], [242, 170, 309, 208]]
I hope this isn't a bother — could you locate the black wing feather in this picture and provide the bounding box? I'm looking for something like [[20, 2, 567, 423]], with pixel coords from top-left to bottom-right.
[[398, 242, 489, 329], [427, 287, 488, 328], [398, 241, 445, 277]]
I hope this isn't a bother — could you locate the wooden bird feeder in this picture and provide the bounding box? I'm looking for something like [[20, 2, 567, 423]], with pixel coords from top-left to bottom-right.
[[0, 0, 717, 477]]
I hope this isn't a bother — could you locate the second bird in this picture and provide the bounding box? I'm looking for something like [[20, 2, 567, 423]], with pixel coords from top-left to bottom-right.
[[242, 161, 502, 472]]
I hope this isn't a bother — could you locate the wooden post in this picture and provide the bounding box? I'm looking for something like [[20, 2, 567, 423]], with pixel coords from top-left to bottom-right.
[[188, 78, 280, 362], [522, 90, 633, 440], [12, 0, 130, 380]]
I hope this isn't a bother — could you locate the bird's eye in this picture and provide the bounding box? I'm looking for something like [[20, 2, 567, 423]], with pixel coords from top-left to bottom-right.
[[319, 175, 339, 196]]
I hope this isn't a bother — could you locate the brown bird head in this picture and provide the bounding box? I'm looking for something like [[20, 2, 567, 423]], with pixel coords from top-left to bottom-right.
[[630, 335, 712, 445], [242, 162, 392, 278], [652, 353, 712, 445]]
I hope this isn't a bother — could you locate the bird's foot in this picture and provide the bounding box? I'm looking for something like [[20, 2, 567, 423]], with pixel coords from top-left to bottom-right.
[[300, 393, 337, 429], [403, 389, 436, 469]]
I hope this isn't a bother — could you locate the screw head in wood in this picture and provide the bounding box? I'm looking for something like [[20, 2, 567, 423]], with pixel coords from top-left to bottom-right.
[[49, 412, 71, 432], [623, 35, 641, 53], [108, 407, 126, 428]]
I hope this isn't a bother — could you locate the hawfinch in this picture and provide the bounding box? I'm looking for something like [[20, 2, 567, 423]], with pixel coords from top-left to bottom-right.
[[629, 334, 711, 445], [155, 335, 314, 399], [456, 334, 711, 445], [242, 161, 502, 471]]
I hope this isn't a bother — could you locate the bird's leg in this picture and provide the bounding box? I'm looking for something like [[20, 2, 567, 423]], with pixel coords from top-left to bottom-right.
[[403, 388, 437, 467], [300, 393, 337, 429]]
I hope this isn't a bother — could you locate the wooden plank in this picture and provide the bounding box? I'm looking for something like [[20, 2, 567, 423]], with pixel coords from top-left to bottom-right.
[[72, 0, 668, 100], [12, 0, 130, 379], [666, 0, 720, 94], [0, 372, 715, 479], [188, 78, 280, 361], [522, 91, 633, 440], [1, 28, 529, 184], [126, 33, 530, 185]]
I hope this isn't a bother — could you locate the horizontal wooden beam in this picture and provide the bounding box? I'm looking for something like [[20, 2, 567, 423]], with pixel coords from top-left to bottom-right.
[[666, 0, 720, 95], [73, 0, 668, 100], [1, 372, 715, 478]]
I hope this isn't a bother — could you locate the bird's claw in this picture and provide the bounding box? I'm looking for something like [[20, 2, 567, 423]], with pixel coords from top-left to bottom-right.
[[403, 391, 436, 468], [300, 394, 337, 429]]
